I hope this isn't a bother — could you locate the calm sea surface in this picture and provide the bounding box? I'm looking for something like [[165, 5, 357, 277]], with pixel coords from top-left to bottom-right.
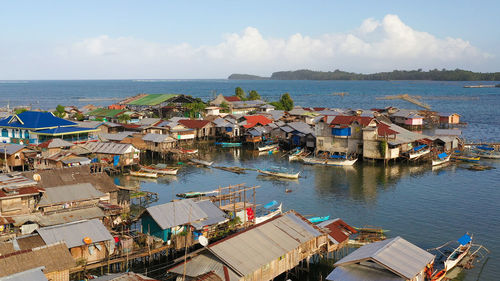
[[1, 80, 499, 280]]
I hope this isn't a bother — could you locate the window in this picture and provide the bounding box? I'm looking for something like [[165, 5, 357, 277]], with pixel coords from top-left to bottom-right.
[[24, 130, 29, 139], [318, 139, 324, 147], [1, 129, 7, 137]]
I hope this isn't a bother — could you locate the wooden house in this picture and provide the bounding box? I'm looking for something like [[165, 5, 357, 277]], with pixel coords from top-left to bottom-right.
[[177, 119, 215, 139], [317, 218, 357, 252], [390, 109, 424, 130], [439, 112, 461, 125], [36, 183, 105, 213], [326, 237, 434, 281], [36, 219, 115, 264], [0, 143, 30, 171], [83, 142, 140, 167], [0, 241, 75, 281], [34, 152, 91, 170], [37, 138, 75, 157], [0, 174, 42, 217], [168, 211, 328, 281], [142, 133, 177, 152]]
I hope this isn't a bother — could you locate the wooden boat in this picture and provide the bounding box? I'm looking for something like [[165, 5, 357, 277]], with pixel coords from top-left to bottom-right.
[[257, 168, 300, 179], [141, 165, 179, 175], [255, 202, 282, 224], [176, 189, 219, 198], [257, 143, 279, 152], [288, 147, 308, 161], [189, 158, 214, 166], [129, 171, 158, 178], [215, 142, 242, 148], [409, 144, 430, 160], [308, 215, 330, 224], [179, 148, 198, 154], [432, 153, 451, 166], [303, 156, 358, 166], [428, 234, 473, 281], [451, 155, 480, 162]]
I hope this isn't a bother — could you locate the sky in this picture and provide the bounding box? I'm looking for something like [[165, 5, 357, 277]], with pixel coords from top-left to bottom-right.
[[1, 0, 499, 79]]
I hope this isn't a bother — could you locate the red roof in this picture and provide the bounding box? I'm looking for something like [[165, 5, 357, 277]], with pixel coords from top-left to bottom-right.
[[243, 115, 272, 128], [377, 123, 399, 137], [121, 124, 141, 129], [321, 218, 357, 244], [0, 186, 44, 198], [224, 96, 241, 102], [178, 119, 211, 129], [330, 115, 374, 127]]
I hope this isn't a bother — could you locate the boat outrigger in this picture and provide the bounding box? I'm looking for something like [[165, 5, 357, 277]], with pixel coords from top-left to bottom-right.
[[432, 152, 451, 166], [451, 155, 480, 162], [257, 167, 300, 179]]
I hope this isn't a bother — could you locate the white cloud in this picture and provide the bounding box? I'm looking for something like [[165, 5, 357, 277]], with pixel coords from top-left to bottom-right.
[[1, 14, 493, 79]]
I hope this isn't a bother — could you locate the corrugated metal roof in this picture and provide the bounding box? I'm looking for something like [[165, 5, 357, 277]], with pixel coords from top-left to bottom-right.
[[326, 263, 404, 281], [38, 138, 74, 149], [0, 266, 48, 281], [38, 183, 104, 206], [38, 207, 105, 226], [334, 236, 434, 279], [191, 200, 228, 230], [98, 132, 134, 141], [37, 219, 113, 248], [287, 122, 314, 135], [145, 199, 207, 230], [142, 133, 175, 143], [168, 252, 239, 281], [0, 144, 25, 155], [91, 272, 158, 281], [0, 174, 37, 188], [208, 212, 323, 276], [84, 142, 136, 155]]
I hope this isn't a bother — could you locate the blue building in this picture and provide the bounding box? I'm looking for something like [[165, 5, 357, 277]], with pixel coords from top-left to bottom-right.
[[0, 111, 98, 145]]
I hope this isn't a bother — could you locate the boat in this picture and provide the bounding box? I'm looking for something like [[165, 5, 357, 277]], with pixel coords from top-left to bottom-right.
[[257, 143, 279, 152], [408, 144, 430, 160], [257, 167, 300, 179], [451, 155, 480, 162], [428, 234, 473, 281], [471, 146, 500, 159], [432, 152, 451, 166], [189, 158, 214, 166], [129, 171, 158, 178], [215, 142, 242, 148], [288, 147, 308, 161], [308, 215, 330, 224], [141, 165, 179, 175], [303, 155, 358, 166], [176, 189, 219, 198], [255, 201, 283, 224], [179, 148, 198, 154]]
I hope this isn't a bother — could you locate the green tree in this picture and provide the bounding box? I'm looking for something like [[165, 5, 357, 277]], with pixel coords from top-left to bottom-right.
[[14, 108, 28, 115], [75, 112, 85, 121], [220, 101, 230, 113], [53, 105, 66, 118], [235, 87, 246, 100], [118, 114, 131, 124], [248, 90, 261, 100], [186, 102, 207, 118], [280, 92, 294, 111]]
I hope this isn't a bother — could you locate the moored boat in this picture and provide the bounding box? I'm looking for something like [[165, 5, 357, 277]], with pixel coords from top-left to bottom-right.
[[189, 158, 214, 166], [176, 189, 219, 198], [451, 155, 480, 162], [215, 142, 242, 148], [432, 152, 451, 166], [428, 233, 473, 281], [308, 215, 330, 224], [257, 143, 279, 152], [179, 148, 198, 154], [409, 144, 430, 160], [255, 201, 283, 224], [129, 171, 158, 178], [303, 155, 358, 166], [257, 167, 300, 179], [288, 147, 309, 161], [141, 165, 179, 175]]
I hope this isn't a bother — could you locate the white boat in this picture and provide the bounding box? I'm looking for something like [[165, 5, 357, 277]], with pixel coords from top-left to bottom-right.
[[189, 158, 214, 166], [288, 148, 308, 161], [257, 143, 279, 152], [432, 153, 451, 166], [408, 144, 430, 160], [255, 203, 282, 224], [141, 165, 179, 175], [129, 171, 158, 178], [428, 234, 473, 281], [257, 168, 300, 179], [303, 156, 358, 166]]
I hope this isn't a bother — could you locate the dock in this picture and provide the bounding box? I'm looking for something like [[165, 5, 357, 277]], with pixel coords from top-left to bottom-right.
[[376, 94, 431, 109]]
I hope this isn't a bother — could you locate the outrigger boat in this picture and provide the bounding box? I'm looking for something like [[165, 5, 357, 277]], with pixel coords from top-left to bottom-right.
[[451, 155, 480, 162], [408, 144, 430, 160], [308, 215, 330, 224], [189, 158, 214, 166], [288, 147, 309, 161], [176, 189, 219, 198], [303, 154, 358, 166], [179, 148, 198, 154], [471, 145, 500, 159], [141, 165, 179, 175], [427, 234, 474, 281], [432, 152, 451, 166], [257, 143, 279, 152], [255, 200, 283, 224], [129, 171, 158, 178], [257, 167, 300, 179], [215, 142, 242, 148]]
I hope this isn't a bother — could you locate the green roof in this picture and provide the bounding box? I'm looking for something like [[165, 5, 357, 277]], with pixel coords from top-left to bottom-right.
[[127, 94, 179, 106], [87, 108, 126, 118]]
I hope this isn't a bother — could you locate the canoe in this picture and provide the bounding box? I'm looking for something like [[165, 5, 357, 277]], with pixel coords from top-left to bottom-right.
[[308, 215, 330, 224], [409, 148, 431, 159], [258, 143, 279, 152], [451, 155, 480, 162], [141, 165, 179, 175], [257, 169, 300, 179], [432, 153, 451, 166], [180, 148, 198, 154], [189, 158, 214, 166], [216, 142, 242, 148], [129, 171, 158, 178], [303, 156, 358, 166], [176, 189, 219, 198], [428, 234, 473, 281]]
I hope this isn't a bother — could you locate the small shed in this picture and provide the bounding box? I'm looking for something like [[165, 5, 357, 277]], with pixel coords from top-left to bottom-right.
[[142, 133, 177, 152], [37, 183, 105, 213], [439, 113, 461, 124], [326, 236, 435, 281], [83, 142, 140, 166], [318, 218, 357, 252]]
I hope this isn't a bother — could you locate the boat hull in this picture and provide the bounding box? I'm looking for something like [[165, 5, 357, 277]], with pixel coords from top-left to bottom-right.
[[258, 169, 300, 179], [141, 166, 179, 175], [130, 171, 158, 178], [432, 156, 451, 166], [303, 157, 358, 166], [409, 149, 430, 159], [258, 144, 279, 151]]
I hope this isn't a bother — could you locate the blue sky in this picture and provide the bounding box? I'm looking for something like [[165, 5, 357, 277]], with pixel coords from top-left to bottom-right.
[[1, 0, 499, 79]]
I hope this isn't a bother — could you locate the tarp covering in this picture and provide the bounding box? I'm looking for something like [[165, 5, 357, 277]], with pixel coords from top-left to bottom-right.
[[458, 234, 472, 246], [437, 152, 448, 159], [264, 200, 278, 209], [411, 144, 427, 152], [330, 154, 347, 159]]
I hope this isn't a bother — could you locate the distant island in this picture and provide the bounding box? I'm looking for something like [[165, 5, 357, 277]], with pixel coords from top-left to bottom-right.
[[228, 69, 500, 81]]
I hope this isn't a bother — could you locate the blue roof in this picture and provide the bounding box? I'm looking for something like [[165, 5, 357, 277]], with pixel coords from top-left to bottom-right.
[[0, 111, 76, 129], [458, 234, 472, 246], [31, 126, 97, 135]]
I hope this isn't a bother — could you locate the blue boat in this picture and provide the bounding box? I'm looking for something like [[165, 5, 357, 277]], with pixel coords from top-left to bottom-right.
[[308, 215, 330, 224], [215, 142, 242, 148]]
